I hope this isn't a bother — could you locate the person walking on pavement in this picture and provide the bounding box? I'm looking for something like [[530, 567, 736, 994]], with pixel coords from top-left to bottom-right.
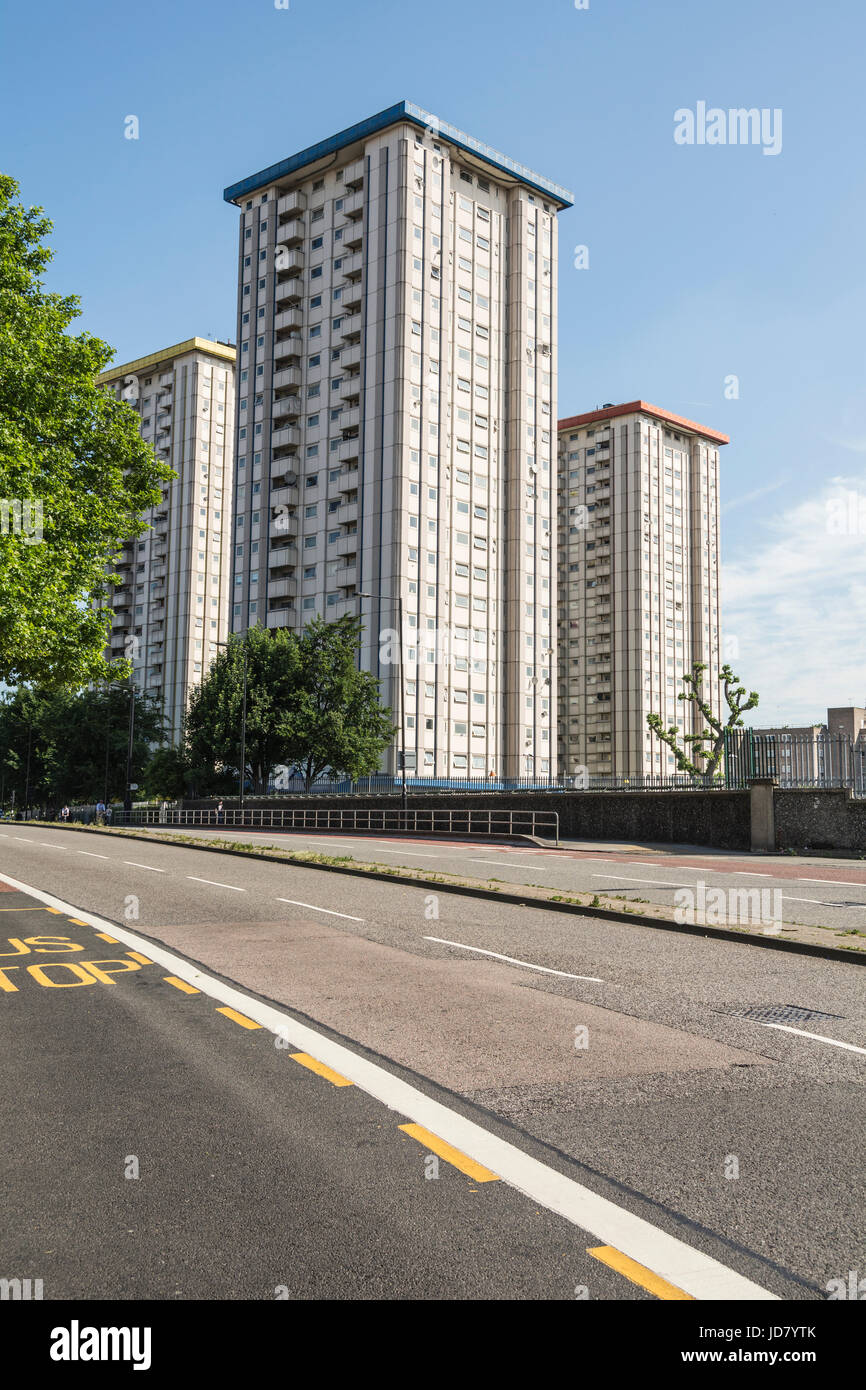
[[216, 800, 224, 825]]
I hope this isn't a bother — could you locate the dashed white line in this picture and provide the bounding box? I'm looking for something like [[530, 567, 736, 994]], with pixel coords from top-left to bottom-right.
[[749, 1021, 866, 1056], [591, 874, 682, 888], [424, 936, 602, 982], [187, 875, 245, 891], [78, 851, 109, 859], [124, 861, 166, 873], [276, 897, 364, 921], [469, 858, 548, 869], [799, 878, 866, 889]]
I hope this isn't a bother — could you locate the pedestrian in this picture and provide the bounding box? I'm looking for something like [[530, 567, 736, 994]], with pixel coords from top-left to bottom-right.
[[216, 800, 224, 825], [104, 804, 112, 824], [95, 799, 106, 826], [60, 804, 70, 822]]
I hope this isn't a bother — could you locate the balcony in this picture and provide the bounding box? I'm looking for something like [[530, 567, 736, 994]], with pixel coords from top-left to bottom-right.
[[343, 223, 363, 252], [111, 590, 130, 608], [341, 342, 362, 371], [339, 436, 360, 464], [337, 500, 358, 526], [339, 251, 363, 281], [270, 483, 299, 509], [266, 609, 290, 630], [340, 190, 364, 220], [334, 564, 357, 588], [341, 284, 362, 313], [339, 377, 360, 404], [268, 576, 297, 600], [270, 511, 298, 539], [269, 544, 297, 570], [278, 217, 304, 247], [273, 400, 301, 430], [343, 158, 364, 190], [339, 312, 362, 342], [340, 406, 360, 432], [335, 532, 358, 557], [272, 424, 300, 453], [276, 248, 304, 277], [159, 371, 173, 386], [278, 189, 307, 220], [338, 466, 359, 493], [274, 278, 302, 310], [275, 307, 303, 335], [273, 366, 301, 392]]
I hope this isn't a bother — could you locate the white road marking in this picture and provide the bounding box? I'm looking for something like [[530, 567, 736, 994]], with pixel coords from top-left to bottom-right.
[[782, 895, 845, 907], [424, 936, 602, 982], [749, 1021, 866, 1056], [124, 862, 166, 873], [187, 875, 245, 891], [800, 878, 866, 889], [591, 874, 682, 888], [78, 851, 109, 859], [0, 865, 776, 1302], [469, 858, 548, 870], [276, 897, 364, 921], [12, 836, 35, 842], [359, 848, 439, 859]]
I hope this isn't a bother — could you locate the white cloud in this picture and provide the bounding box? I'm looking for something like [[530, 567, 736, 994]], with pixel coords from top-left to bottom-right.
[[722, 475, 866, 725]]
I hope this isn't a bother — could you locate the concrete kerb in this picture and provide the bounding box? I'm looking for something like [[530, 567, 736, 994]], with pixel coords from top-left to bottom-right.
[[22, 820, 866, 967]]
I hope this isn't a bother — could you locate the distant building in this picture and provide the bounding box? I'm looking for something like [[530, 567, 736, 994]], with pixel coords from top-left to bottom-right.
[[557, 401, 727, 777], [827, 706, 866, 746], [97, 338, 237, 743]]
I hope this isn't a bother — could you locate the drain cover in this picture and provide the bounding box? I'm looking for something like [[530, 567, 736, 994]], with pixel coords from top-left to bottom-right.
[[730, 1004, 844, 1025]]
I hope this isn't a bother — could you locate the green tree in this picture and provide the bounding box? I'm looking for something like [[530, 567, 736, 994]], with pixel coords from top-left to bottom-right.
[[279, 616, 394, 792], [40, 685, 164, 803], [141, 744, 189, 801], [185, 627, 300, 794], [647, 661, 759, 781], [0, 684, 164, 807], [0, 175, 173, 687]]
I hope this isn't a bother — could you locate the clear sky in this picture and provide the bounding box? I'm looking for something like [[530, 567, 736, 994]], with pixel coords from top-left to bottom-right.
[[4, 0, 865, 725]]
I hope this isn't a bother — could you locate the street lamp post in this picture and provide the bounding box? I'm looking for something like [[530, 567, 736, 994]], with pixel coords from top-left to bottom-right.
[[357, 589, 407, 809], [214, 637, 248, 813], [123, 677, 135, 815]]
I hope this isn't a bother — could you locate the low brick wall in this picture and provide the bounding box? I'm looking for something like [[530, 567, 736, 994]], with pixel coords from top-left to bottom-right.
[[183, 789, 753, 851], [774, 789, 866, 852]]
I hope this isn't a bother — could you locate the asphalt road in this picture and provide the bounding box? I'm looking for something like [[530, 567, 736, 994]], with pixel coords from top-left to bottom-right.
[[1, 826, 864, 1302], [124, 823, 866, 937]]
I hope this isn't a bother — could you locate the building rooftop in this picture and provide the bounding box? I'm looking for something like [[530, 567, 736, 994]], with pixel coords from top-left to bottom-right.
[[96, 337, 236, 385], [559, 400, 730, 446], [223, 99, 574, 209]]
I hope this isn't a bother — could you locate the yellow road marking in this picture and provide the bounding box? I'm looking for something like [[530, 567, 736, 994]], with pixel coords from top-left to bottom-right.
[[126, 950, 152, 965], [165, 975, 200, 995], [45, 908, 62, 915], [216, 1006, 262, 1030], [68, 918, 89, 926], [290, 1052, 353, 1087], [587, 1245, 695, 1300], [399, 1124, 500, 1182], [95, 932, 120, 943], [0, 907, 48, 912]]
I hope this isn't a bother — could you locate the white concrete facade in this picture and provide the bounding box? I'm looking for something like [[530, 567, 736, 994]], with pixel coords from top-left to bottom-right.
[[224, 102, 572, 779], [98, 338, 237, 744], [557, 402, 727, 777]]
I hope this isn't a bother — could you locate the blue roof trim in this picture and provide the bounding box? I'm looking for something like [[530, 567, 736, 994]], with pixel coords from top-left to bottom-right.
[[223, 100, 573, 208]]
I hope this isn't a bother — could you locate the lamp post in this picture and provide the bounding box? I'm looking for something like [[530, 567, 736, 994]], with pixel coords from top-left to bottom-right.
[[123, 677, 135, 814], [214, 637, 248, 812], [357, 589, 407, 809]]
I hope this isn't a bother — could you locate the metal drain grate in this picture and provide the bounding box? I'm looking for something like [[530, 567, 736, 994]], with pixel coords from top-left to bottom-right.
[[730, 1004, 844, 1026]]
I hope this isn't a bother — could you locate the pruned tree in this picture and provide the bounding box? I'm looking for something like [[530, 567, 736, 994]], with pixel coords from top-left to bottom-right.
[[647, 661, 759, 780]]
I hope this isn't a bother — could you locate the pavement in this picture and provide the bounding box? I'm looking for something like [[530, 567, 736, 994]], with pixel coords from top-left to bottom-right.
[[1, 825, 864, 1302]]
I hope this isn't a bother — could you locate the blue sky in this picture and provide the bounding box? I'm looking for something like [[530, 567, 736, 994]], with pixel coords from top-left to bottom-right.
[[4, 0, 865, 724]]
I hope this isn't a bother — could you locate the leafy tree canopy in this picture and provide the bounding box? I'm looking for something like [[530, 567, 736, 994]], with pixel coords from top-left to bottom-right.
[[0, 174, 173, 687]]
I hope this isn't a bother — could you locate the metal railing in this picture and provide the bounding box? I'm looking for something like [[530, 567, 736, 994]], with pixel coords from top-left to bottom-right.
[[66, 804, 560, 844]]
